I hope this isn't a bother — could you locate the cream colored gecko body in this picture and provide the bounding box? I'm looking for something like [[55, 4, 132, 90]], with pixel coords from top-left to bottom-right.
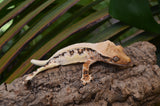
[[25, 40, 131, 85]]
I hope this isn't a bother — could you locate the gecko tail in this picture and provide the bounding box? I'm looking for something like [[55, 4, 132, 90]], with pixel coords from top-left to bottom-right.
[[31, 59, 48, 66]]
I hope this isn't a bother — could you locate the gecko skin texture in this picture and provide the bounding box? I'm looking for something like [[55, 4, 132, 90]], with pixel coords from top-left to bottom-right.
[[25, 40, 131, 85]]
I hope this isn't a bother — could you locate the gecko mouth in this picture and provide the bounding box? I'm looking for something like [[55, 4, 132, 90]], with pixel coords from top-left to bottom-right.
[[108, 61, 132, 67]]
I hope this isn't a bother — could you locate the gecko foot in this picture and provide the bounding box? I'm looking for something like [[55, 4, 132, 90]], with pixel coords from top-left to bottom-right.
[[81, 75, 92, 85], [25, 69, 40, 81], [25, 74, 34, 81]]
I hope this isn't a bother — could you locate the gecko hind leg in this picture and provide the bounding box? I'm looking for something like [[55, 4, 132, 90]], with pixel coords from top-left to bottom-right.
[[81, 60, 95, 85], [25, 63, 59, 81]]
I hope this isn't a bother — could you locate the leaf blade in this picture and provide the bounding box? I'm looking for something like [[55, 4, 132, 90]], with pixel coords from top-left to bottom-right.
[[0, 0, 55, 49], [0, 0, 80, 73], [0, 0, 13, 11], [121, 31, 159, 46], [0, 0, 35, 28], [87, 22, 129, 42], [109, 0, 160, 33]]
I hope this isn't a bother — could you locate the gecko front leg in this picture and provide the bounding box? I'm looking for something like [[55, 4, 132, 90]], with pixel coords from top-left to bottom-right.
[[81, 60, 96, 85]]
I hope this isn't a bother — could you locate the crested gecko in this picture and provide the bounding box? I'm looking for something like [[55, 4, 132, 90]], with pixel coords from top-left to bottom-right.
[[25, 40, 131, 85]]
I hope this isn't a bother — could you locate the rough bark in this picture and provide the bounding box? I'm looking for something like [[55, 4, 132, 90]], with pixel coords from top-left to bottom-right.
[[0, 41, 160, 106]]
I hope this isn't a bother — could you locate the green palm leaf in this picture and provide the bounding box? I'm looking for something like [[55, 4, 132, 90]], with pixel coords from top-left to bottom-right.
[[0, 0, 55, 49], [0, 0, 35, 27], [0, 0, 159, 83], [0, 0, 79, 73], [0, 0, 12, 11]]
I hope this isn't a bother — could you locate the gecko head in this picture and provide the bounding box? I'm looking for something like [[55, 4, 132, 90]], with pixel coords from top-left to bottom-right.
[[97, 40, 131, 66], [108, 45, 131, 66]]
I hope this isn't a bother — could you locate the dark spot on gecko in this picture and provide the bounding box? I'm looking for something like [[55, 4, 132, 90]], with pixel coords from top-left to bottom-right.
[[83, 48, 86, 51], [91, 49, 95, 52], [88, 48, 93, 51], [61, 52, 66, 56], [90, 57, 94, 60], [86, 48, 95, 52], [86, 48, 90, 51], [77, 48, 96, 55], [84, 74, 89, 78], [46, 60, 50, 65], [53, 52, 67, 59], [69, 50, 74, 56], [54, 55, 59, 59], [84, 70, 88, 75], [46, 59, 56, 65], [77, 48, 83, 54]]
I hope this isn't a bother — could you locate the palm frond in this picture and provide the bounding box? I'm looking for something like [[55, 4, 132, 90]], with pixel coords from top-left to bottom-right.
[[0, 0, 159, 83]]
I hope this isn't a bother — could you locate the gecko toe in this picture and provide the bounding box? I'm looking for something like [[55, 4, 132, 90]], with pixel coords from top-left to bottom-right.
[[25, 74, 33, 81], [81, 75, 92, 85]]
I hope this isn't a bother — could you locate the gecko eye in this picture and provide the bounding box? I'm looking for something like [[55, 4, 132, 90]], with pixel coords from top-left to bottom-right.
[[113, 56, 120, 62]]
